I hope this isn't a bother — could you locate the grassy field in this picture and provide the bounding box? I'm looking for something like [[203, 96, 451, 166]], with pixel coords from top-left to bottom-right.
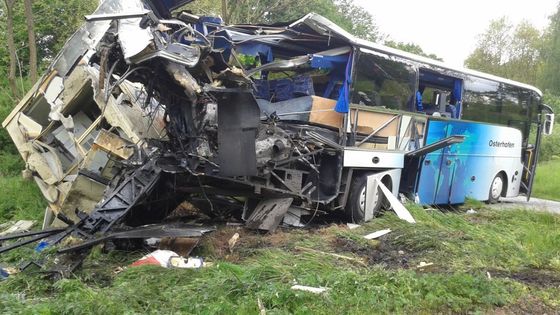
[[533, 159, 560, 201], [1, 195, 560, 313]]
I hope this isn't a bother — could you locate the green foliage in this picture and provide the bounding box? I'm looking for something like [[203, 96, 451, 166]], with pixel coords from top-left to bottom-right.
[[0, 175, 45, 222], [0, 0, 98, 78], [538, 4, 560, 95], [187, 0, 381, 42], [384, 40, 443, 61], [465, 17, 542, 86], [533, 159, 560, 201], [2, 205, 560, 313]]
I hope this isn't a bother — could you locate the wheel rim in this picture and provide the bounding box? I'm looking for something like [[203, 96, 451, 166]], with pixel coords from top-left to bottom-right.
[[358, 184, 379, 212], [491, 176, 503, 200]]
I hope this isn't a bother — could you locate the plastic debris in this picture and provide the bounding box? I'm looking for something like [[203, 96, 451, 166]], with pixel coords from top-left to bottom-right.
[[169, 256, 204, 269], [0, 220, 34, 236], [377, 180, 416, 223], [130, 250, 207, 269], [35, 240, 50, 253], [416, 261, 434, 269], [291, 285, 329, 294], [228, 233, 240, 253], [0, 268, 9, 280], [131, 250, 178, 267], [346, 223, 361, 229], [364, 229, 392, 240], [466, 209, 477, 214]]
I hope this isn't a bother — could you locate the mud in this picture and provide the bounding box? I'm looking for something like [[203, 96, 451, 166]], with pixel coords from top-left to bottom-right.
[[490, 269, 560, 288]]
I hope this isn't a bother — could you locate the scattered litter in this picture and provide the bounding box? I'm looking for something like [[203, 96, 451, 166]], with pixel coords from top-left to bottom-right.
[[398, 250, 405, 255], [0, 268, 9, 280], [169, 256, 205, 269], [257, 298, 266, 315], [487, 271, 492, 280], [466, 209, 477, 214], [416, 261, 434, 269], [228, 233, 240, 253], [131, 250, 178, 268], [113, 266, 125, 274], [35, 240, 50, 253], [130, 250, 208, 269], [295, 246, 367, 267], [377, 180, 416, 223], [346, 223, 361, 229], [363, 229, 392, 240], [290, 285, 328, 294], [0, 220, 35, 236]]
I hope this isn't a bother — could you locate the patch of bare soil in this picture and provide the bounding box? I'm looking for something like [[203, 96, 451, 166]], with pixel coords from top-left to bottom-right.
[[495, 295, 560, 315], [330, 237, 420, 269], [199, 226, 301, 262], [490, 269, 560, 288]]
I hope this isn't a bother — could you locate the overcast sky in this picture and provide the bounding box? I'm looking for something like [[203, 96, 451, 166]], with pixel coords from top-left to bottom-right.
[[354, 0, 559, 67]]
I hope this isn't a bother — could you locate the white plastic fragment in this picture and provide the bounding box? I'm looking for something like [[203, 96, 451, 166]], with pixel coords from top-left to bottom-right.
[[169, 256, 204, 269], [466, 209, 477, 214], [346, 223, 361, 229], [377, 179, 416, 223], [290, 285, 328, 294], [363, 229, 392, 240], [416, 261, 434, 269], [228, 233, 240, 253], [0, 220, 35, 236]]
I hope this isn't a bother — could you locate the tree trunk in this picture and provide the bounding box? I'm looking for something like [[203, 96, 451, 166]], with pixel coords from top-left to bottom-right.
[[221, 0, 228, 24], [4, 0, 18, 97], [24, 0, 38, 82]]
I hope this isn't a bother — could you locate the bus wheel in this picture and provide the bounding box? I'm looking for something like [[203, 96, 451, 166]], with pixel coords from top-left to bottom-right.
[[346, 173, 383, 223], [488, 173, 505, 203]]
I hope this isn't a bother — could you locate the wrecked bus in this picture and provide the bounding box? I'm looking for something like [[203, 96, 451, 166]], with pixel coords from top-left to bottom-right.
[[1, 0, 554, 247]]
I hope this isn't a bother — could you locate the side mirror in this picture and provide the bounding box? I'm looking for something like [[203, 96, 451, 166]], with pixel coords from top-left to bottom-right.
[[544, 113, 555, 135]]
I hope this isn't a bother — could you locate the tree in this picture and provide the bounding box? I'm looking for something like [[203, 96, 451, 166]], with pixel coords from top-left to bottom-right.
[[191, 0, 381, 42], [3, 0, 18, 97], [464, 17, 512, 76], [539, 4, 560, 95], [506, 21, 541, 86], [465, 17, 542, 86], [23, 0, 37, 82], [384, 40, 443, 61]]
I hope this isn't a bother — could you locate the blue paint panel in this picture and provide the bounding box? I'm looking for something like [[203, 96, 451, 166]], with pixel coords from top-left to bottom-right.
[[417, 121, 448, 204], [417, 119, 522, 205]]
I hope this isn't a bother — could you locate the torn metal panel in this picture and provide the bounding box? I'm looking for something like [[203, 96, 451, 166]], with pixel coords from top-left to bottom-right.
[[246, 198, 294, 231]]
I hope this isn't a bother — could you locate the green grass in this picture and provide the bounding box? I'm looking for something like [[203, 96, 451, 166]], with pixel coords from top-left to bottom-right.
[[1, 203, 560, 314], [533, 159, 560, 201]]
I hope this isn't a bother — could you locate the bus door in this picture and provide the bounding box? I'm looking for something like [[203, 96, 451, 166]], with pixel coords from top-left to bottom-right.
[[416, 120, 451, 204], [416, 120, 471, 205]]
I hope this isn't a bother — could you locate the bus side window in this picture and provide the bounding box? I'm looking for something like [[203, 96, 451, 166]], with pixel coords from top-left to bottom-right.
[[352, 53, 416, 111], [462, 77, 501, 123]]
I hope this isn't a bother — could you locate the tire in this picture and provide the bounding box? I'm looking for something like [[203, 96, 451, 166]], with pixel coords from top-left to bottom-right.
[[488, 173, 505, 203], [346, 173, 384, 223]]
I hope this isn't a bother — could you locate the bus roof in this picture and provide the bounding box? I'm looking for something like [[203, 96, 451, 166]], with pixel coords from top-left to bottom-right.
[[292, 13, 543, 97]]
